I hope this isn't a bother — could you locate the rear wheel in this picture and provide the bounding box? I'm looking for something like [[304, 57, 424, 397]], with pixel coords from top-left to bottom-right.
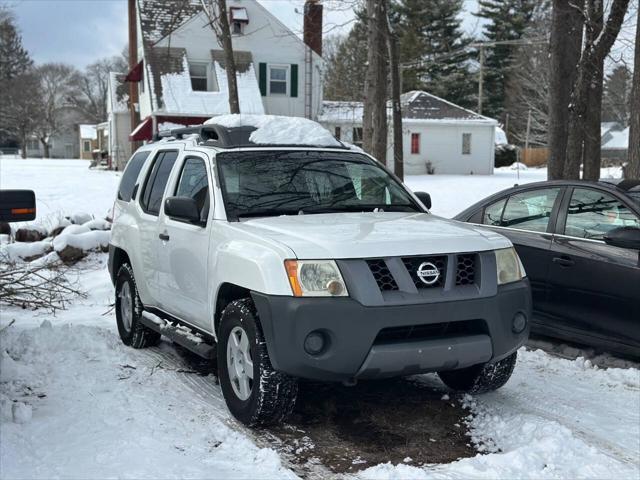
[[217, 298, 297, 426], [115, 263, 161, 349], [438, 351, 517, 394]]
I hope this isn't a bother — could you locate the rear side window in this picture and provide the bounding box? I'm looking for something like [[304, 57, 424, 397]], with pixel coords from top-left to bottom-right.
[[118, 151, 150, 201], [175, 157, 210, 223], [500, 188, 561, 232], [140, 151, 178, 216]]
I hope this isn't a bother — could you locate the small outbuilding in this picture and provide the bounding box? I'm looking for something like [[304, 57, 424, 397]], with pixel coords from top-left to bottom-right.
[[319, 91, 498, 175]]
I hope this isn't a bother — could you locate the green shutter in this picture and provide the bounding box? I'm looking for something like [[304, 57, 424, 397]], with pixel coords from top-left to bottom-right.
[[290, 64, 298, 98], [259, 63, 267, 96]]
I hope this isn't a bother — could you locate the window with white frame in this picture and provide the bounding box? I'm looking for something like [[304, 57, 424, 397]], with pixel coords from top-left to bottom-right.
[[268, 65, 288, 95], [189, 62, 209, 92]]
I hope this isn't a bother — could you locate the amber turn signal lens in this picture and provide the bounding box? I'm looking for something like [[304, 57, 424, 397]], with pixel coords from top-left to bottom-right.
[[284, 260, 303, 297], [10, 208, 35, 215]]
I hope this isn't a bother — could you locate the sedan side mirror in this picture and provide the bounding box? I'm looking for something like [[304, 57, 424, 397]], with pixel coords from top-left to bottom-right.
[[0, 189, 36, 222], [604, 226, 640, 250], [414, 191, 432, 210], [164, 196, 202, 225]]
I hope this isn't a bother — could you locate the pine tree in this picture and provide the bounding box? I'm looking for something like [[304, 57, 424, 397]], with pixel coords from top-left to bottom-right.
[[394, 0, 474, 108], [602, 65, 632, 124], [475, 0, 537, 120], [0, 8, 32, 81]]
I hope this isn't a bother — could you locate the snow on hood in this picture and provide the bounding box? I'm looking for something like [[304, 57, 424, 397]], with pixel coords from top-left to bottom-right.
[[205, 114, 342, 147], [233, 212, 512, 259]]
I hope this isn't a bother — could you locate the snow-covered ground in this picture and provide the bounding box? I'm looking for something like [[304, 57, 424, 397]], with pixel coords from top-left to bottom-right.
[[1, 158, 638, 479]]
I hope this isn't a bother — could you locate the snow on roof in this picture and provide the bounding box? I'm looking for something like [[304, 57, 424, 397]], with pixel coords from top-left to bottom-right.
[[602, 127, 629, 150], [108, 72, 128, 113], [495, 126, 509, 145], [319, 91, 497, 125], [159, 56, 264, 116], [205, 114, 342, 147], [79, 124, 97, 140]]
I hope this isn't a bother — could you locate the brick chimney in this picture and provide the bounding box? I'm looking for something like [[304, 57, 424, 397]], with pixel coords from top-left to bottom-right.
[[303, 0, 323, 57]]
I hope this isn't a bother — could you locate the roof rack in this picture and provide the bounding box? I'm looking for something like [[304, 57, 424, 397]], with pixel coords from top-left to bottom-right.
[[153, 124, 351, 150]]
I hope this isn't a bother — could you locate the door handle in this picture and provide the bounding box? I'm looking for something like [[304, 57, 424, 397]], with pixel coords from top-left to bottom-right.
[[158, 233, 170, 241], [552, 256, 574, 267]]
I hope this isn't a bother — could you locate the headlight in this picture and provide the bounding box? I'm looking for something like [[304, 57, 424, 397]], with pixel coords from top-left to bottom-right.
[[284, 260, 348, 297], [495, 247, 526, 285]]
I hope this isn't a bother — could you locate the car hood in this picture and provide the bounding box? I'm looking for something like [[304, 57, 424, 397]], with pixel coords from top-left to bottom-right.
[[233, 212, 512, 259]]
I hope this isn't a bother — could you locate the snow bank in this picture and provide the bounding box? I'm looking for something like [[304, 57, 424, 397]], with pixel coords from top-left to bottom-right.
[[0, 240, 52, 262], [53, 230, 110, 252], [206, 114, 342, 147]]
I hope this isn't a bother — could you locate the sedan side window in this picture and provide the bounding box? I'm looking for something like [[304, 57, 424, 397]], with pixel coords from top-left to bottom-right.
[[499, 188, 561, 232], [564, 188, 640, 240], [175, 157, 210, 223], [483, 199, 507, 225]]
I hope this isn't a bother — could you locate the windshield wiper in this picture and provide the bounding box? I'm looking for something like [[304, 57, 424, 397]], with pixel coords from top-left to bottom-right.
[[236, 209, 302, 219]]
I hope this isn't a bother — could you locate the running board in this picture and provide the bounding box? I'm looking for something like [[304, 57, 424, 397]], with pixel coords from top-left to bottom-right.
[[140, 311, 215, 359]]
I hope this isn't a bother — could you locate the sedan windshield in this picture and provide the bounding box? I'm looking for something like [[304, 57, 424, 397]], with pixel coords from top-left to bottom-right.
[[217, 151, 422, 220]]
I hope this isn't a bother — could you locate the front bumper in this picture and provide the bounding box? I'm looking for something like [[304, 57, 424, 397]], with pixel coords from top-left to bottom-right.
[[252, 279, 532, 382]]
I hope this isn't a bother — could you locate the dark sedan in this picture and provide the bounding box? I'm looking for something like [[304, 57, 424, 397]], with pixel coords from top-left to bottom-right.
[[453, 179, 640, 358]]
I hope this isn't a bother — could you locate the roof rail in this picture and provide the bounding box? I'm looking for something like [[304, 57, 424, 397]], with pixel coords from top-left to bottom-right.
[[154, 123, 351, 150]]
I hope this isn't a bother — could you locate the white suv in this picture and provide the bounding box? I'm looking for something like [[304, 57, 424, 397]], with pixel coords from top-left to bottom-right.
[[109, 115, 531, 426]]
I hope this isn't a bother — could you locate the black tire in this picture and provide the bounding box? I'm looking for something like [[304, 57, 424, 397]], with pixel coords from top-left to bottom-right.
[[438, 351, 518, 394], [217, 298, 297, 427], [115, 263, 161, 349]]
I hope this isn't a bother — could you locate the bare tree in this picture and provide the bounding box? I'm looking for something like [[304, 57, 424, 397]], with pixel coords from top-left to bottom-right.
[[0, 71, 43, 158], [627, 4, 640, 178], [35, 63, 79, 158], [548, 0, 584, 180], [564, 0, 630, 180], [200, 0, 239, 114], [69, 56, 128, 124], [386, 12, 403, 180], [363, 0, 388, 162]]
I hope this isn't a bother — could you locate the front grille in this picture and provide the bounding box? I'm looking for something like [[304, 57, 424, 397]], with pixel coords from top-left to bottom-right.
[[402, 256, 447, 289], [366, 259, 399, 291], [455, 254, 477, 285], [374, 319, 487, 344]]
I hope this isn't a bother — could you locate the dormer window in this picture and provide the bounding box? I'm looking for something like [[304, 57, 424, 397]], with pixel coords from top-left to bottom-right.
[[189, 63, 208, 91], [230, 7, 248, 35]]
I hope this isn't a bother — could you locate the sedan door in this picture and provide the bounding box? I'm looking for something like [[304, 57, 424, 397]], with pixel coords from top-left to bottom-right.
[[155, 154, 213, 331], [473, 186, 565, 316], [546, 186, 640, 351]]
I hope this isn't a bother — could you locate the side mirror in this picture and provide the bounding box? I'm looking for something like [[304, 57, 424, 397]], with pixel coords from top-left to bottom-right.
[[414, 191, 432, 210], [0, 190, 36, 222], [604, 226, 640, 250], [164, 196, 202, 225]]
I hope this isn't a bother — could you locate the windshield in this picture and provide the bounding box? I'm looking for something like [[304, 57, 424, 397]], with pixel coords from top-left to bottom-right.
[[217, 151, 422, 220], [628, 191, 640, 206]]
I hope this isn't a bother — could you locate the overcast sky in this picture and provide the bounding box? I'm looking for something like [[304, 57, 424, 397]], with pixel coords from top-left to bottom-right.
[[3, 0, 635, 70]]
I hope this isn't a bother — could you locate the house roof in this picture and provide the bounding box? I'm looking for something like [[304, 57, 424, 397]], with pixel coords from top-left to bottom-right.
[[137, 0, 201, 47], [319, 91, 497, 125], [602, 126, 629, 150], [79, 124, 97, 140]]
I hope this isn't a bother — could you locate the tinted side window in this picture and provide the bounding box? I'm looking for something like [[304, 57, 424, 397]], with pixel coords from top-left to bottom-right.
[[482, 198, 507, 226], [500, 188, 561, 232], [564, 188, 640, 240], [118, 151, 150, 201], [175, 157, 210, 222], [140, 151, 178, 216]]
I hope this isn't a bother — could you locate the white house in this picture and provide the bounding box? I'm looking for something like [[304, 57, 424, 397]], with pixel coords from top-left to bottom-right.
[[319, 91, 499, 175], [113, 0, 324, 151], [106, 72, 132, 170]]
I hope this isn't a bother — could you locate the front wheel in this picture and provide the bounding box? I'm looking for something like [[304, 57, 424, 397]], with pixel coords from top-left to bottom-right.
[[217, 298, 297, 426], [438, 351, 517, 394]]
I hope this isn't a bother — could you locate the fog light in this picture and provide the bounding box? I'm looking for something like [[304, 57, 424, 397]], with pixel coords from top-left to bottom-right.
[[512, 312, 527, 333], [304, 331, 326, 355]]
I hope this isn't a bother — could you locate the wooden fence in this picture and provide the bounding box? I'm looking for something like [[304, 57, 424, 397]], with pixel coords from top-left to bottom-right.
[[521, 148, 549, 167]]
